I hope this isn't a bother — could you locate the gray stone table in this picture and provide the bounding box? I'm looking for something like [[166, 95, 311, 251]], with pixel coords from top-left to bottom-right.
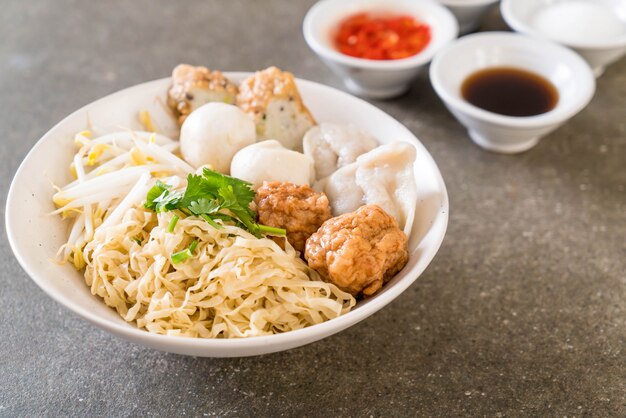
[[1, 1, 625, 416]]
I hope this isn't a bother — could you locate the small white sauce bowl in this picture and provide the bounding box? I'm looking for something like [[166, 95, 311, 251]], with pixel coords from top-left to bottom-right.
[[437, 0, 500, 34], [430, 32, 596, 154], [303, 0, 458, 99], [501, 0, 626, 77]]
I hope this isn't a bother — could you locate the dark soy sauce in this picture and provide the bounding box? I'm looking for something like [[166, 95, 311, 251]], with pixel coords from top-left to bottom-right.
[[461, 67, 559, 117]]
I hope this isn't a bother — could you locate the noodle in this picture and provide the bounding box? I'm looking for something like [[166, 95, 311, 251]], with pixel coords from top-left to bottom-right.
[[55, 128, 356, 338], [82, 207, 355, 338]]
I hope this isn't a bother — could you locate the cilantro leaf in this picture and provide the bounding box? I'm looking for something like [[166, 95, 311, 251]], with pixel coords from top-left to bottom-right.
[[217, 185, 237, 208], [217, 185, 259, 236], [188, 198, 221, 215], [154, 190, 182, 212], [180, 174, 216, 208], [203, 168, 255, 214], [145, 180, 181, 212], [144, 168, 285, 238], [145, 180, 170, 211]]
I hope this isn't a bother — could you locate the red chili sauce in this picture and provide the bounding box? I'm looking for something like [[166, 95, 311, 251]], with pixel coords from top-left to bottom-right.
[[333, 12, 431, 60]]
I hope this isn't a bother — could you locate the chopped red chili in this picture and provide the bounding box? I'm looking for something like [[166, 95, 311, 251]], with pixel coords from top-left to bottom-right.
[[333, 12, 432, 60]]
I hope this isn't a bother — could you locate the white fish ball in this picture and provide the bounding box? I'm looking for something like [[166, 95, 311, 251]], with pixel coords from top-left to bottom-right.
[[180, 103, 255, 173], [230, 140, 315, 188]]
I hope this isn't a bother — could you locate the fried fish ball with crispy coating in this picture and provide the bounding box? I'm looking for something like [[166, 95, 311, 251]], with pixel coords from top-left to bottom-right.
[[255, 181, 331, 253], [304, 205, 408, 297]]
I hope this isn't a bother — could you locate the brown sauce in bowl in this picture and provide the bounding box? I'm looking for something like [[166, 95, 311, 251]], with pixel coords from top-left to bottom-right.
[[461, 67, 559, 117]]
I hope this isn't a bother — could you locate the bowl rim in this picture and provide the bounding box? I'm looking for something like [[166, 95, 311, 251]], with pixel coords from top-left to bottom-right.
[[303, 0, 459, 70], [501, 0, 626, 50], [6, 74, 449, 354], [429, 32, 596, 128]]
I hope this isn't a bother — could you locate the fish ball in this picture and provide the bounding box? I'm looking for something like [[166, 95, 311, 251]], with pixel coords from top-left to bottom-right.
[[180, 103, 255, 173]]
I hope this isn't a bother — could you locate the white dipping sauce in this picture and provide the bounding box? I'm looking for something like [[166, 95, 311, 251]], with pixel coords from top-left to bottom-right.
[[530, 1, 624, 44]]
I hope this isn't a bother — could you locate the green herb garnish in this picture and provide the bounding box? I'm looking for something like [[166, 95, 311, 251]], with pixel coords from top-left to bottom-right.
[[171, 239, 198, 264], [167, 214, 179, 233], [145, 168, 286, 240], [145, 180, 182, 212]]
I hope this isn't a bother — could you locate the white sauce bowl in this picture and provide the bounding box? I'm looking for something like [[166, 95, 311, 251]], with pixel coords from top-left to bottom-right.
[[430, 32, 596, 153], [303, 0, 458, 99], [501, 0, 626, 77]]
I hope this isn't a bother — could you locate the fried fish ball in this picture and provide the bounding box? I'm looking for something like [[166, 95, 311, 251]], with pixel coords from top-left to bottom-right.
[[304, 205, 408, 297], [255, 181, 332, 253], [167, 64, 239, 124], [237, 66, 316, 150]]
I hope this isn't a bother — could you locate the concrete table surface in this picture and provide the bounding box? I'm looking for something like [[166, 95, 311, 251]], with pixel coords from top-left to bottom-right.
[[1, 1, 625, 416]]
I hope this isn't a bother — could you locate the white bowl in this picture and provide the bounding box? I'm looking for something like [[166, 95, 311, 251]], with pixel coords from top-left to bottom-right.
[[501, 0, 626, 77], [430, 32, 596, 154], [437, 0, 500, 34], [5, 73, 449, 357], [303, 0, 458, 99]]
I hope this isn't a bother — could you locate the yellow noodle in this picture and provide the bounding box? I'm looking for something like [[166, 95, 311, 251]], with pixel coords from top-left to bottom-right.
[[82, 207, 355, 338]]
